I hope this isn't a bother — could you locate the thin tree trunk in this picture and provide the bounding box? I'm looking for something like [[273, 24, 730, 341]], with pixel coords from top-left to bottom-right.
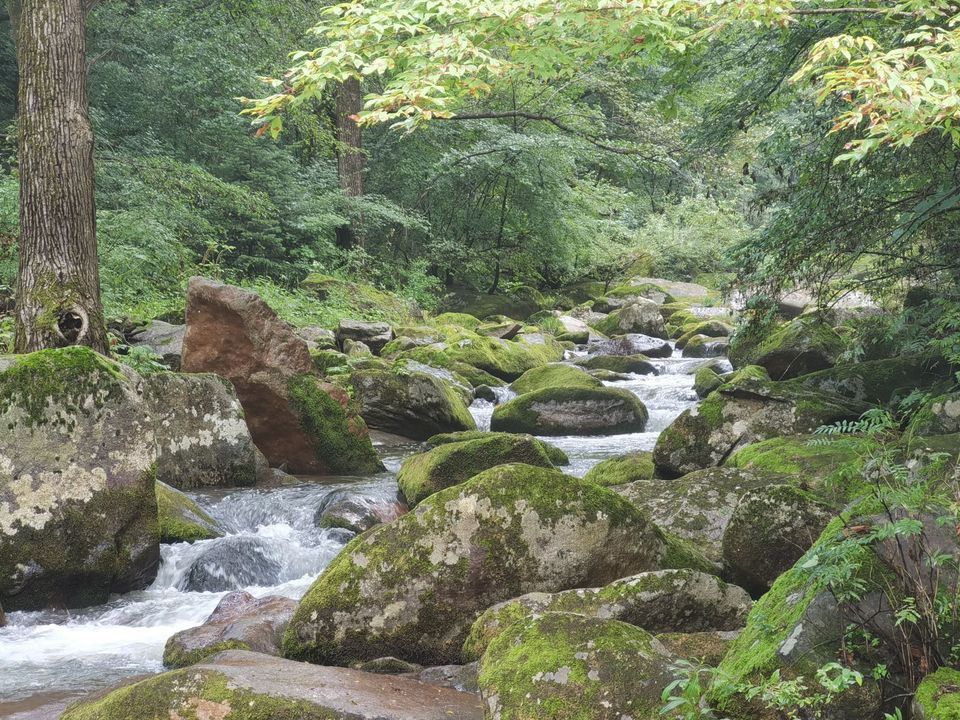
[[14, 0, 108, 354], [333, 77, 365, 249]]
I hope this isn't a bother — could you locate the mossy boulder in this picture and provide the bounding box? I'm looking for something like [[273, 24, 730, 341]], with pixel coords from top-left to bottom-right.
[[694, 366, 724, 398], [0, 347, 160, 611], [397, 434, 556, 506], [282, 464, 668, 666], [509, 363, 601, 395], [573, 353, 658, 375], [311, 348, 349, 376], [656, 630, 738, 665], [491, 386, 648, 436], [63, 649, 483, 720], [721, 484, 834, 594], [682, 334, 730, 358], [351, 363, 476, 441], [911, 392, 960, 435], [302, 272, 419, 325], [477, 612, 675, 720], [913, 668, 960, 719], [463, 569, 752, 661], [432, 312, 482, 330], [591, 298, 668, 339], [788, 354, 949, 405], [426, 430, 569, 465], [582, 451, 655, 486], [615, 467, 786, 562], [587, 333, 672, 358], [156, 482, 221, 543], [729, 316, 845, 380], [606, 282, 677, 305], [676, 320, 734, 348], [653, 377, 871, 477]]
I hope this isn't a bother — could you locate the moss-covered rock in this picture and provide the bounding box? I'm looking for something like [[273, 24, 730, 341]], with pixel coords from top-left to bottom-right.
[[913, 667, 960, 719], [590, 298, 668, 339], [788, 354, 949, 405], [721, 484, 834, 594], [587, 333, 673, 358], [676, 320, 734, 348], [573, 353, 657, 375], [682, 334, 730, 358], [911, 392, 960, 436], [397, 434, 556, 506], [463, 569, 751, 661], [509, 363, 601, 395], [311, 348, 349, 376], [63, 649, 483, 720], [491, 386, 648, 436], [432, 312, 483, 330], [729, 315, 845, 380], [302, 272, 420, 325], [477, 611, 675, 720], [657, 630, 738, 665], [350, 362, 476, 441], [653, 377, 871, 477], [694, 366, 724, 398], [426, 430, 569, 466], [156, 482, 221, 543], [282, 464, 668, 666], [582, 451, 655, 486], [615, 467, 786, 562], [606, 281, 677, 305], [0, 347, 160, 611]]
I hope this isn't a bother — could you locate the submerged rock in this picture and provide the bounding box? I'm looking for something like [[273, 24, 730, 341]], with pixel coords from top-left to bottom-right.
[[0, 347, 159, 611], [62, 649, 483, 720], [163, 591, 296, 668], [282, 464, 668, 666], [491, 386, 648, 436], [478, 612, 675, 720], [156, 482, 222, 543], [181, 277, 382, 475], [179, 536, 282, 592], [315, 491, 408, 533]]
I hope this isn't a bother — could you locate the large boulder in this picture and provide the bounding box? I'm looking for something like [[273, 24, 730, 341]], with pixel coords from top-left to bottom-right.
[[337, 319, 394, 355], [127, 320, 185, 369], [282, 464, 669, 666], [491, 386, 648, 436], [682, 334, 729, 358], [156, 481, 222, 543], [143, 372, 260, 489], [913, 668, 960, 719], [351, 363, 475, 441], [591, 298, 668, 339], [615, 467, 784, 562], [0, 347, 160, 611], [588, 333, 672, 358], [729, 315, 844, 379], [62, 649, 483, 720], [181, 278, 382, 474], [477, 612, 675, 720], [582, 451, 655, 486], [508, 363, 601, 394], [790, 354, 949, 405], [676, 320, 733, 348], [463, 569, 752, 660], [653, 377, 870, 477], [397, 434, 555, 506], [573, 353, 658, 375], [427, 430, 570, 466], [163, 591, 297, 668], [178, 536, 282, 592]]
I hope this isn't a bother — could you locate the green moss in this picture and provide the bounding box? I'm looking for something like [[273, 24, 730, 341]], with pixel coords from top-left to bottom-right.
[[301, 272, 415, 325], [606, 282, 676, 304], [491, 386, 648, 436], [161, 639, 249, 669], [397, 434, 555, 506], [509, 363, 601, 395], [659, 531, 719, 574], [694, 367, 723, 397], [787, 354, 948, 405], [914, 668, 960, 719], [155, 482, 221, 544], [286, 374, 383, 474], [432, 312, 483, 330], [676, 321, 733, 349], [656, 631, 734, 666], [427, 430, 569, 465], [583, 452, 654, 486], [732, 315, 844, 379]]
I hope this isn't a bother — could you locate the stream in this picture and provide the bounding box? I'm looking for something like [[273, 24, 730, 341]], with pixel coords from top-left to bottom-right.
[[0, 345, 724, 716]]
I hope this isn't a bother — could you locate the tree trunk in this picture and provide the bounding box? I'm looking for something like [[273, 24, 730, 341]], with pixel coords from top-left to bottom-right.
[[333, 77, 365, 249], [14, 0, 108, 354]]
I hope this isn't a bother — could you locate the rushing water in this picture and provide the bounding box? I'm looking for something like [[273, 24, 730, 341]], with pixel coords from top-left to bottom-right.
[[0, 343, 719, 713]]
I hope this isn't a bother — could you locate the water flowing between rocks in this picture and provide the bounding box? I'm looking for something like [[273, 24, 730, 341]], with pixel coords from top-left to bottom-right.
[[0, 345, 726, 710]]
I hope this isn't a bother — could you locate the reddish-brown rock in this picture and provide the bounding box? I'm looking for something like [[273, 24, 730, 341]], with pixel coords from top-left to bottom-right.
[[181, 278, 382, 475]]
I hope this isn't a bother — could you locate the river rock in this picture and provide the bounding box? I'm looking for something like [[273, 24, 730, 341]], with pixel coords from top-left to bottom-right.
[[296, 325, 337, 351], [426, 430, 570, 466], [653, 377, 870, 477], [163, 591, 297, 668], [508, 363, 601, 394], [676, 320, 733, 347], [61, 649, 483, 720], [729, 315, 844, 379], [476, 320, 522, 340], [582, 451, 655, 486], [181, 277, 382, 475], [400, 330, 564, 381], [693, 366, 724, 397], [398, 434, 555, 506], [416, 663, 480, 693], [337, 319, 394, 355], [682, 334, 729, 357], [463, 569, 752, 660], [591, 298, 668, 339], [588, 333, 672, 358], [721, 484, 834, 594], [478, 612, 675, 720], [790, 354, 949, 405], [0, 347, 159, 611], [282, 464, 668, 666], [574, 353, 658, 375], [491, 386, 648, 436], [127, 320, 185, 369], [156, 482, 222, 543], [554, 314, 592, 343], [351, 363, 476, 440], [144, 372, 260, 489], [178, 536, 282, 592], [314, 491, 408, 533]]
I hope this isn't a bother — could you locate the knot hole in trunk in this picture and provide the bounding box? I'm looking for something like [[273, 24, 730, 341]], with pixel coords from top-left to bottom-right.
[[56, 305, 89, 345]]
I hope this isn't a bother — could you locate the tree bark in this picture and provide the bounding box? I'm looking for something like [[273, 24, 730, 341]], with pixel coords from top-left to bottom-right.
[[13, 0, 108, 354], [333, 77, 365, 249]]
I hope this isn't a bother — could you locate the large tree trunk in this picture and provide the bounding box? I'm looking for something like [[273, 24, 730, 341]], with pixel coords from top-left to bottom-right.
[[13, 0, 108, 354], [333, 77, 365, 249]]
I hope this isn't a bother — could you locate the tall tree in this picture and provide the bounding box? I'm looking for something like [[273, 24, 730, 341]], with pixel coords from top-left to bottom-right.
[[333, 77, 365, 249], [13, 0, 108, 353]]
